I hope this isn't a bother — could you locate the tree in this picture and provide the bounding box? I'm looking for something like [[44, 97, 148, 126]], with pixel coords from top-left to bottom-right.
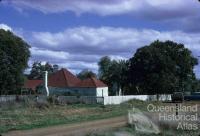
[[53, 64, 59, 73], [128, 40, 198, 95], [117, 60, 129, 94], [98, 56, 112, 83], [77, 69, 97, 80], [98, 56, 128, 95], [108, 59, 129, 95], [0, 29, 30, 95], [28, 62, 58, 79], [194, 79, 200, 91]]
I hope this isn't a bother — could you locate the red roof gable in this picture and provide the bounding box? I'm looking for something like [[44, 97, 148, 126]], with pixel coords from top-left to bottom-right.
[[48, 68, 81, 87], [23, 80, 43, 90], [24, 69, 107, 89], [76, 77, 107, 88]]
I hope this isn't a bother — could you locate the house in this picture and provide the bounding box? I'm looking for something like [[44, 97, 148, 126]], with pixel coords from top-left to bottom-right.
[[76, 77, 108, 97], [38, 68, 108, 97], [22, 80, 43, 94]]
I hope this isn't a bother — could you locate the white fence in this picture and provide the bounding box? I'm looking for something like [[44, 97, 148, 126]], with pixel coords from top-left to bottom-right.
[[0, 94, 171, 105], [103, 95, 171, 105], [103, 95, 147, 105], [0, 95, 16, 103]]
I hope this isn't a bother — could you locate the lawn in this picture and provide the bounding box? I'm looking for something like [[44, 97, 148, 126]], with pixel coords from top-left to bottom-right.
[[0, 100, 134, 133], [2, 99, 198, 135]]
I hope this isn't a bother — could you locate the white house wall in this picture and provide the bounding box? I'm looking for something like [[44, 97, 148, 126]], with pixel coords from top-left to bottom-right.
[[96, 87, 108, 97]]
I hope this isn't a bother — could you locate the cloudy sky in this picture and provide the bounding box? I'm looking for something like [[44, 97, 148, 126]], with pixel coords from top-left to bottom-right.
[[0, 0, 200, 78]]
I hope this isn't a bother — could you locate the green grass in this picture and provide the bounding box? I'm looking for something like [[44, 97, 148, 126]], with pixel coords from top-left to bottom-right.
[[0, 101, 132, 133], [1, 99, 183, 134]]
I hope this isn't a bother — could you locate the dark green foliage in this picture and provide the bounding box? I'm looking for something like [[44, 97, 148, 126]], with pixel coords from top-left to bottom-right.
[[0, 29, 30, 95], [98, 56, 112, 84], [191, 79, 200, 92], [128, 40, 198, 94], [53, 64, 59, 72], [28, 62, 58, 79], [98, 56, 128, 95], [77, 69, 97, 80]]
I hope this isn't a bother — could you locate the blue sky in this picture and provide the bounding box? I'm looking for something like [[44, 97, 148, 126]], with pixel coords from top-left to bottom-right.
[[0, 0, 200, 78]]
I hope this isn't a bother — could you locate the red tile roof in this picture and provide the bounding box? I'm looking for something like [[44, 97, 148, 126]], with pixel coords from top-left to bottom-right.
[[48, 68, 81, 87], [76, 77, 107, 88], [23, 80, 43, 91], [23, 68, 107, 89]]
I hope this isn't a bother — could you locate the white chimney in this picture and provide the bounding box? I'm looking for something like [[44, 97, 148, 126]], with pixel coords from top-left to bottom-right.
[[44, 71, 49, 96]]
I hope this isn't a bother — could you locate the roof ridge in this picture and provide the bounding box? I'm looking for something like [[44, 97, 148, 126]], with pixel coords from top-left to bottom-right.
[[48, 68, 81, 87], [62, 69, 69, 86], [90, 77, 97, 87]]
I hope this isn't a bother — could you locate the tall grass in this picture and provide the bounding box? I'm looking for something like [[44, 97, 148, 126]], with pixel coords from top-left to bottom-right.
[[0, 100, 130, 133]]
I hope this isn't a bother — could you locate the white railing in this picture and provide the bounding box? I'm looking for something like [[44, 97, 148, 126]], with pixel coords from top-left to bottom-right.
[[0, 94, 171, 105]]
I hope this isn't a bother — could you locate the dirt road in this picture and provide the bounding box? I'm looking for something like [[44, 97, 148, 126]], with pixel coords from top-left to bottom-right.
[[3, 116, 127, 136]]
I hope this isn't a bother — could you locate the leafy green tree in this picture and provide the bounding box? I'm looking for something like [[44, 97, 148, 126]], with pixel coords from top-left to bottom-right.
[[98, 56, 112, 84], [28, 62, 57, 79], [98, 56, 128, 95], [98, 56, 113, 95], [77, 69, 97, 80], [0, 29, 30, 95], [28, 62, 41, 79], [53, 64, 59, 73], [128, 40, 198, 95], [194, 79, 200, 91], [108, 59, 129, 95], [118, 60, 129, 94]]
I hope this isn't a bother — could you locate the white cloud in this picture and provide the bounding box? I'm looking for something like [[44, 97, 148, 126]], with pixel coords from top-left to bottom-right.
[[0, 23, 12, 31], [32, 32, 63, 47], [28, 27, 200, 55], [22, 26, 200, 76], [30, 47, 69, 61], [4, 0, 141, 15], [0, 23, 199, 76], [0, 24, 27, 40], [4, 0, 200, 18], [60, 61, 98, 71], [3, 0, 200, 32]]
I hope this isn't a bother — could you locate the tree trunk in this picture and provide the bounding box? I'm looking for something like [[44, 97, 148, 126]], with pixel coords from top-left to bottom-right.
[[156, 94, 159, 101]]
